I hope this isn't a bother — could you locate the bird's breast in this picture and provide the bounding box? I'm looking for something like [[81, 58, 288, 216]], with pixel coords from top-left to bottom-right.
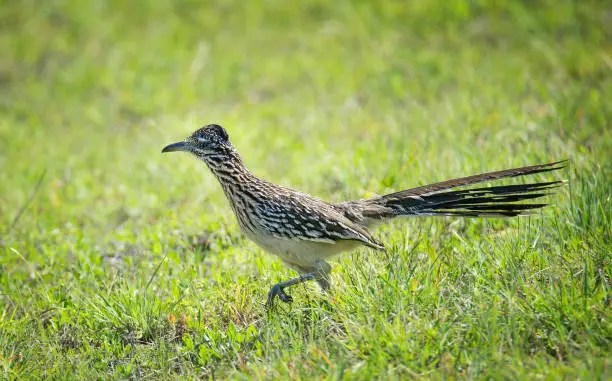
[[244, 230, 361, 268]]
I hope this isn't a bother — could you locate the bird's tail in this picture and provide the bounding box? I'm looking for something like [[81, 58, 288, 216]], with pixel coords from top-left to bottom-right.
[[380, 180, 564, 218], [340, 161, 566, 225]]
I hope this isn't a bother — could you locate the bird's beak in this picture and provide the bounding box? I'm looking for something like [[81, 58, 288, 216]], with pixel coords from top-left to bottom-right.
[[161, 141, 189, 153]]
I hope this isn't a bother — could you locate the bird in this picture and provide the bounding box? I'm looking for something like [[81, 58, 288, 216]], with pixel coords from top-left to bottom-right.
[[162, 124, 566, 307]]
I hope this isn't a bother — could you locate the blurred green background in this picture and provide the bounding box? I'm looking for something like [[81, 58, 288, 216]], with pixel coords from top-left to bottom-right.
[[1, 0, 610, 379]]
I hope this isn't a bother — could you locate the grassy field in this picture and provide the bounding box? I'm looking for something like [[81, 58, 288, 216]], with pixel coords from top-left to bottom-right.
[[1, 0, 610, 379]]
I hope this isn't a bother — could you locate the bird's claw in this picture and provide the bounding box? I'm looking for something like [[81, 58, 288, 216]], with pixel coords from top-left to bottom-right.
[[266, 283, 293, 307]]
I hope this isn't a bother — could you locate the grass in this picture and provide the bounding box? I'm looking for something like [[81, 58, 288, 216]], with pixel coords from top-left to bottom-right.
[[1, 0, 610, 379]]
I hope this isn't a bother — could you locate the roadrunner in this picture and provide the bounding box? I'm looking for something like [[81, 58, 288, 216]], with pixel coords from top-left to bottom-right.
[[162, 124, 565, 306]]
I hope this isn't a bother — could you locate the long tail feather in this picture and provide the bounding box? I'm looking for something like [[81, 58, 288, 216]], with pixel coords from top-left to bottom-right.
[[338, 161, 567, 224], [384, 160, 567, 199], [389, 181, 564, 217]]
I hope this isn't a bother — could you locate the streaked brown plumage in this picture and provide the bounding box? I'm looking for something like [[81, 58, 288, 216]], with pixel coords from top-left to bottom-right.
[[162, 124, 565, 306]]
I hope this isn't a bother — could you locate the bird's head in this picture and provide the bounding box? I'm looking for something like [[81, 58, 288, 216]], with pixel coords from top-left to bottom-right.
[[162, 124, 237, 166]]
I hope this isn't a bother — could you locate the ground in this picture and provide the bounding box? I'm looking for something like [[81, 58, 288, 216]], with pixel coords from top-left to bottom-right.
[[0, 0, 610, 379]]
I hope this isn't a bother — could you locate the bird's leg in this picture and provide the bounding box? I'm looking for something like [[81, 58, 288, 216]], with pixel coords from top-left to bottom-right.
[[314, 260, 332, 291], [266, 261, 331, 307], [266, 272, 318, 306], [315, 276, 331, 292]]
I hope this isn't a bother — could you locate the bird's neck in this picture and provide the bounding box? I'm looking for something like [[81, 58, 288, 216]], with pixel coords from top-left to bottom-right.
[[203, 149, 260, 193], [202, 150, 265, 226]]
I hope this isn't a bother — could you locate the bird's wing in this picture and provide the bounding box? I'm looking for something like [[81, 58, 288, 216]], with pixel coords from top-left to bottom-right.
[[255, 194, 385, 251]]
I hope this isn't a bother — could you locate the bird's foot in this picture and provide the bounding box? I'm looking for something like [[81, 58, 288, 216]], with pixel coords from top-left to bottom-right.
[[266, 283, 293, 308]]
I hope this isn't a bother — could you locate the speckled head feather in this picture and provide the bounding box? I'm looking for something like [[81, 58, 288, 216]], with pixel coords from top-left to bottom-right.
[[189, 124, 229, 147], [186, 124, 232, 155], [162, 124, 241, 170]]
